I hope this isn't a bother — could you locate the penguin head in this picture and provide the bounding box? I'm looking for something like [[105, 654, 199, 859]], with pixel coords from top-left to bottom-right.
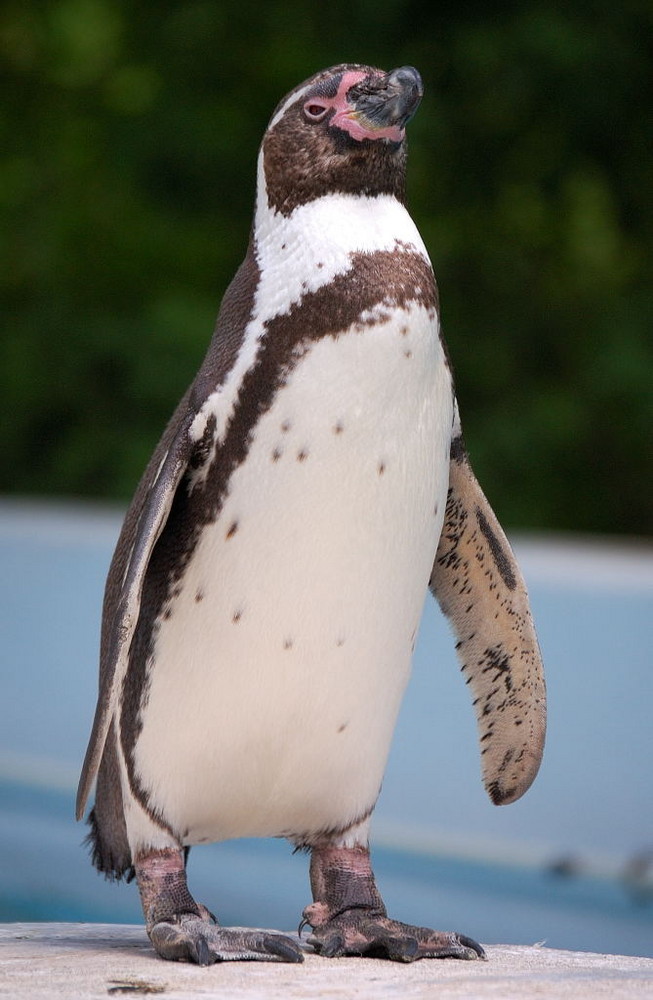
[[261, 64, 423, 216]]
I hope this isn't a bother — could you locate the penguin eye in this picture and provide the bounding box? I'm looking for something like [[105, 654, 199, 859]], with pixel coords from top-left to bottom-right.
[[303, 101, 329, 122]]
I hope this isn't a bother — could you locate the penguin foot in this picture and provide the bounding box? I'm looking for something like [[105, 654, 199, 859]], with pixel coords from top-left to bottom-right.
[[303, 909, 485, 962], [149, 914, 304, 965], [304, 842, 484, 962], [134, 847, 302, 964]]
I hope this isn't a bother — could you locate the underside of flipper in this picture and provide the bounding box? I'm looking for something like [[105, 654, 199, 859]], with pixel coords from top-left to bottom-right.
[[430, 425, 546, 805]]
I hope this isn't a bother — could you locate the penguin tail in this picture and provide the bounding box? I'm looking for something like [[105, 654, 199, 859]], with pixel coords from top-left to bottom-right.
[[82, 720, 135, 881], [84, 807, 135, 882]]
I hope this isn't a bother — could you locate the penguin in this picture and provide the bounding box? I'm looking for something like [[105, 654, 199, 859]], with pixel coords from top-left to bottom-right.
[[77, 63, 546, 966]]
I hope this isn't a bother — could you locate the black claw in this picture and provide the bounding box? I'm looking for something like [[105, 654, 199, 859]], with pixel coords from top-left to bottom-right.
[[194, 935, 212, 966], [297, 916, 309, 938], [456, 933, 486, 960], [263, 935, 304, 964]]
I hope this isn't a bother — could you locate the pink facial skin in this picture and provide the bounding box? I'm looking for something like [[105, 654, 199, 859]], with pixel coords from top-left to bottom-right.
[[303, 70, 406, 143]]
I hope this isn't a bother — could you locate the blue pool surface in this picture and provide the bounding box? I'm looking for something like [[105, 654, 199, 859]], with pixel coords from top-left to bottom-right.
[[1, 499, 652, 956]]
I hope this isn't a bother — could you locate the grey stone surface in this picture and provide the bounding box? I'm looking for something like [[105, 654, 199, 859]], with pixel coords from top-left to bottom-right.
[[1, 924, 653, 999]]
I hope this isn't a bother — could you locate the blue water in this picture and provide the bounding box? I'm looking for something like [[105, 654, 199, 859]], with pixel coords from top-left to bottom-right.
[[1, 500, 652, 956]]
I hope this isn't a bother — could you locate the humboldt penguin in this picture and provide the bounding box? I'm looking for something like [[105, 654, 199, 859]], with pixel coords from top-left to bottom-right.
[[77, 63, 546, 965]]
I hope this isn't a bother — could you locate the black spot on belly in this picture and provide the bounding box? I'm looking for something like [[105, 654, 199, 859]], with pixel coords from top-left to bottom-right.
[[404, 349, 412, 359], [333, 421, 344, 435], [226, 520, 239, 539], [271, 447, 282, 462], [336, 637, 345, 647], [195, 590, 204, 602], [163, 607, 172, 620], [281, 420, 291, 432], [232, 609, 243, 623], [337, 723, 348, 733], [297, 448, 308, 462], [283, 637, 294, 650], [378, 461, 386, 476]]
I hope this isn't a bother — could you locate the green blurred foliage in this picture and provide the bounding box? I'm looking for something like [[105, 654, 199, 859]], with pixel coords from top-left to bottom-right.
[[1, 0, 651, 532]]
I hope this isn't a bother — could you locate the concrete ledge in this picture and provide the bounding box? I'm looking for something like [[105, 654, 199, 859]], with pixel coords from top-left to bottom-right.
[[1, 923, 652, 999]]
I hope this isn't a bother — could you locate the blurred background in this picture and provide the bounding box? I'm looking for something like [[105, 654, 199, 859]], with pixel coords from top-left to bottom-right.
[[2, 0, 652, 532], [1, 0, 652, 958]]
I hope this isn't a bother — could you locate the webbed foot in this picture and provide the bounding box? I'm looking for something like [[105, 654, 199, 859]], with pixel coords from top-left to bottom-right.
[[135, 847, 303, 965], [303, 907, 484, 962], [303, 842, 485, 963], [150, 913, 303, 965]]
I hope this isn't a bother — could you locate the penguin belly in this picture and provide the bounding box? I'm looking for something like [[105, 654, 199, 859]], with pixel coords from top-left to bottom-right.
[[125, 306, 452, 846]]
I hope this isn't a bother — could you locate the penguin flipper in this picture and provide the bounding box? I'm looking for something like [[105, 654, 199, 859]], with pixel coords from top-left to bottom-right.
[[429, 429, 546, 805], [76, 406, 195, 820]]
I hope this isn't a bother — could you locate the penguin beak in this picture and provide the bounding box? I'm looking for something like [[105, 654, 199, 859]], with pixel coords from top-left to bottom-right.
[[348, 66, 424, 135]]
